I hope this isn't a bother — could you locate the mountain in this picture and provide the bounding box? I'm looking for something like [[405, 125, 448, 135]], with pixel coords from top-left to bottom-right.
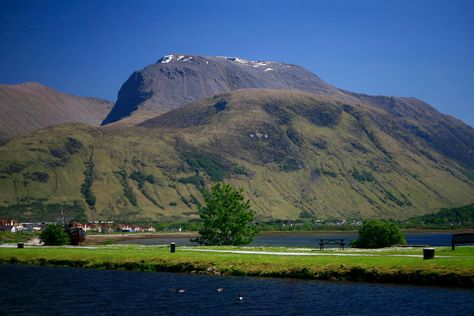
[[0, 82, 113, 141], [101, 54, 350, 125], [1, 88, 473, 222]]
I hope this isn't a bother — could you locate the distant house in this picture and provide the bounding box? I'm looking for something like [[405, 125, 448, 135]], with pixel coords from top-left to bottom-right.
[[23, 223, 43, 232], [0, 219, 19, 227], [0, 219, 22, 232], [116, 224, 156, 233]]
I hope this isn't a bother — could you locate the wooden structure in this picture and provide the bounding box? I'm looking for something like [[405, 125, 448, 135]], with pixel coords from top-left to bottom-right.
[[451, 233, 474, 250], [319, 239, 345, 250]]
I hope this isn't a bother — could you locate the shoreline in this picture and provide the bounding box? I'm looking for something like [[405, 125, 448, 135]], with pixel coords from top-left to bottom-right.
[[83, 232, 198, 244], [259, 228, 474, 235], [1, 245, 473, 288]]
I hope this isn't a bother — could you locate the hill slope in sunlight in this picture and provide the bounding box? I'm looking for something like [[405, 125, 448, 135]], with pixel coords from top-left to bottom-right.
[[1, 89, 472, 222]]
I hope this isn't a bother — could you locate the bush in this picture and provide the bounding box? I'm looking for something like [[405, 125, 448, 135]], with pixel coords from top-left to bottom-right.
[[50, 148, 69, 161], [31, 172, 49, 183], [39, 224, 70, 246], [299, 210, 314, 219], [279, 157, 304, 172], [130, 170, 146, 188], [4, 162, 25, 174], [352, 220, 406, 248], [178, 175, 205, 188], [352, 169, 374, 182], [64, 137, 82, 154], [180, 150, 230, 181]]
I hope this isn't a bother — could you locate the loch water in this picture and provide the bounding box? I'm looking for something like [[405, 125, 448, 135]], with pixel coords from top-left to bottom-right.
[[1, 264, 474, 315], [117, 232, 454, 247]]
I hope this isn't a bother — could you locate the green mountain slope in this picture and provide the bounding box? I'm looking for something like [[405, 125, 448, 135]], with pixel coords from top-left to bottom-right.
[[0, 89, 473, 222]]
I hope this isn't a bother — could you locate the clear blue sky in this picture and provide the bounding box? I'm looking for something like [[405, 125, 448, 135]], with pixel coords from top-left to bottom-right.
[[1, 0, 473, 126]]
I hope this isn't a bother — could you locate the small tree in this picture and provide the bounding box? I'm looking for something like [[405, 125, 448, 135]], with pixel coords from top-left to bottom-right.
[[195, 183, 256, 246], [39, 224, 70, 246], [352, 220, 406, 248]]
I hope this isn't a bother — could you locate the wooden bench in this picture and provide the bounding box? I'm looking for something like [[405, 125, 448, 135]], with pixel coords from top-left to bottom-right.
[[319, 239, 345, 250], [452, 233, 474, 250]]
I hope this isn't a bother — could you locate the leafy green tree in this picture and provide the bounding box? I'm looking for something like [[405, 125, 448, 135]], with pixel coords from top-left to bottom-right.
[[352, 220, 406, 248], [39, 224, 70, 246], [195, 183, 256, 245]]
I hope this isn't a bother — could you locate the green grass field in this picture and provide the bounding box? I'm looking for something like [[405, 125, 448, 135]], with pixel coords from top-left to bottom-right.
[[1, 245, 473, 287]]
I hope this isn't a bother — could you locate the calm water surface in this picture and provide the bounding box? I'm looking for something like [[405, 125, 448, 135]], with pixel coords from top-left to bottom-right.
[[1, 264, 473, 315], [118, 232, 454, 247]]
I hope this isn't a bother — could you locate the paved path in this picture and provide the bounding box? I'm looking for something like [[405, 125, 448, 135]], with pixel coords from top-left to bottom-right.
[[181, 248, 454, 258]]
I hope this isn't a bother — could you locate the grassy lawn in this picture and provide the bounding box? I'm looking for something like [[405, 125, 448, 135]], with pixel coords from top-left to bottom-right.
[[1, 245, 474, 287]]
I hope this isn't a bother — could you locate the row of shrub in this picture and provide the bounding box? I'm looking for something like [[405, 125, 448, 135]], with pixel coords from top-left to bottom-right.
[[116, 168, 137, 206], [81, 158, 96, 208]]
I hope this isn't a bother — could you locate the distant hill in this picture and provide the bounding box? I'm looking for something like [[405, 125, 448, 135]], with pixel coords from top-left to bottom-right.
[[404, 203, 474, 227], [0, 82, 113, 141], [1, 88, 473, 222], [101, 54, 349, 125]]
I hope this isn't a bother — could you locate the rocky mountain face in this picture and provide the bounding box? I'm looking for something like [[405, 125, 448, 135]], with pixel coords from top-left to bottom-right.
[[101, 54, 348, 125], [0, 82, 113, 141]]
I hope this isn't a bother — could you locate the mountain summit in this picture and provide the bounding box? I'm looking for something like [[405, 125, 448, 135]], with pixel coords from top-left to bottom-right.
[[101, 54, 346, 125]]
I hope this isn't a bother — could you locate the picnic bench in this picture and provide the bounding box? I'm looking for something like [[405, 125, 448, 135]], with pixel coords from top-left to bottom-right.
[[319, 239, 345, 250], [451, 233, 474, 250]]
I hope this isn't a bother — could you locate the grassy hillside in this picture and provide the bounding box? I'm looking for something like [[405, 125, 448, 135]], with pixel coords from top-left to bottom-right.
[[0, 89, 473, 222]]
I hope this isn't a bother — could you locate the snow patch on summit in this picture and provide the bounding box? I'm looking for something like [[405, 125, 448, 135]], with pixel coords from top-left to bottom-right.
[[160, 55, 174, 63], [158, 55, 281, 69], [158, 55, 193, 64], [216, 56, 274, 69]]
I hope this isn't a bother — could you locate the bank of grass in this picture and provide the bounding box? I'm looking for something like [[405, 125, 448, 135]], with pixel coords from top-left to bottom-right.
[[0, 231, 39, 244], [1, 245, 473, 288]]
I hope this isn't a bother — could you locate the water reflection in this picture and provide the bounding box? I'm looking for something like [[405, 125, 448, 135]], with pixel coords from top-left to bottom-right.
[[117, 232, 454, 248], [1, 264, 473, 315]]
